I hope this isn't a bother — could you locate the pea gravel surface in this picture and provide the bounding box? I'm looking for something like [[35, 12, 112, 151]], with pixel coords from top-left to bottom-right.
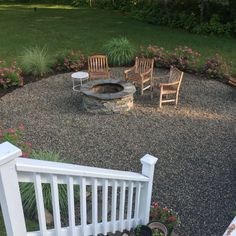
[[0, 68, 235, 236]]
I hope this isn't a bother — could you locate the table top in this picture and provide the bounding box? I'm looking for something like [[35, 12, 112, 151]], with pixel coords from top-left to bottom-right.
[[71, 71, 89, 79]]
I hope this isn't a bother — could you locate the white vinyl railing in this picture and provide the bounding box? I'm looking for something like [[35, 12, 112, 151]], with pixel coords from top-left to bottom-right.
[[0, 142, 158, 236]]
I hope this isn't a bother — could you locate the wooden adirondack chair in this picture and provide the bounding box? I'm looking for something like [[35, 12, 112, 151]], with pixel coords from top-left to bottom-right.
[[88, 55, 110, 80], [152, 66, 184, 108], [124, 57, 154, 96]]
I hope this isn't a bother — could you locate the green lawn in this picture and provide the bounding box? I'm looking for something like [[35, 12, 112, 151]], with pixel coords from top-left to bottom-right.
[[0, 3, 236, 74]]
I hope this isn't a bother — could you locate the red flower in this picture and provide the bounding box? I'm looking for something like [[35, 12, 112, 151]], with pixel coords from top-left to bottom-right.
[[21, 152, 28, 158], [168, 216, 176, 222], [152, 202, 158, 209], [163, 207, 169, 211]]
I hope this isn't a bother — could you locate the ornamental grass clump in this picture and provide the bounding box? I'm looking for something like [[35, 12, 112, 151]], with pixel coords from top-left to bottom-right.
[[20, 46, 52, 77], [103, 37, 135, 66], [20, 150, 79, 219], [0, 60, 23, 88]]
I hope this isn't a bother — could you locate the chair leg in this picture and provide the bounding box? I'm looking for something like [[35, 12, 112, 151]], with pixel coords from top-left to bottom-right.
[[175, 92, 179, 108], [159, 93, 162, 108], [141, 83, 144, 96], [175, 98, 178, 108], [151, 87, 153, 100]]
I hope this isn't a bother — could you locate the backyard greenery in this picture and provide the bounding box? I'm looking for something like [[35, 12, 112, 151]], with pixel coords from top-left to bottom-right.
[[20, 46, 52, 77], [0, 4, 236, 74], [0, 212, 38, 235], [20, 150, 69, 219], [103, 37, 135, 66], [0, 2, 235, 236]]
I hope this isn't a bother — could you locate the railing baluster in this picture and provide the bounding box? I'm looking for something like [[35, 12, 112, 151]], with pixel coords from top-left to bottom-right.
[[67, 177, 75, 236], [127, 181, 134, 230], [134, 182, 141, 225], [92, 178, 98, 236], [111, 180, 118, 233], [34, 174, 47, 235], [80, 177, 87, 235], [119, 181, 126, 232], [51, 175, 61, 235], [102, 179, 108, 235]]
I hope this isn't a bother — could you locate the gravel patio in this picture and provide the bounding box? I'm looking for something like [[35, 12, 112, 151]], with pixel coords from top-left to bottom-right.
[[0, 68, 235, 236]]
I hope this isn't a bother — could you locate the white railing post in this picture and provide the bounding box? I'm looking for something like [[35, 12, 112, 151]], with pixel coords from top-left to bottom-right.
[[139, 154, 158, 225], [0, 142, 27, 236]]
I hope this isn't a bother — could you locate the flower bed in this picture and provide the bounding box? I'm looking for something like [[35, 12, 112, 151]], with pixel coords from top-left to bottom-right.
[[0, 61, 23, 88], [0, 124, 32, 157]]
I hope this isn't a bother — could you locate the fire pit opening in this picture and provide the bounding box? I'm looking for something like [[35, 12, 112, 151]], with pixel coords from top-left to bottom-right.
[[92, 83, 123, 94]]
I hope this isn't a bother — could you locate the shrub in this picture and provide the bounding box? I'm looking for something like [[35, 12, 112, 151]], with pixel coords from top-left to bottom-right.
[[54, 50, 86, 73], [139, 45, 200, 72], [203, 53, 231, 81], [20, 150, 79, 219], [169, 46, 201, 72], [0, 61, 23, 88], [139, 45, 170, 68], [193, 14, 232, 36], [103, 37, 135, 66], [20, 46, 52, 77], [0, 124, 32, 157]]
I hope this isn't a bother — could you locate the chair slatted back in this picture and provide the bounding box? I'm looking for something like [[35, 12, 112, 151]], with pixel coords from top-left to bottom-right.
[[169, 66, 184, 89], [88, 55, 109, 73], [135, 57, 154, 75]]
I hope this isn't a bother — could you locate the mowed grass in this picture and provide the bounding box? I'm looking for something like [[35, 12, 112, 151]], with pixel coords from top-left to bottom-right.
[[0, 3, 236, 73]]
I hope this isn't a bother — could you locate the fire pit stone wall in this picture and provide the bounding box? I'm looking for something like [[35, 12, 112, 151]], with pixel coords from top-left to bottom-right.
[[80, 79, 136, 114]]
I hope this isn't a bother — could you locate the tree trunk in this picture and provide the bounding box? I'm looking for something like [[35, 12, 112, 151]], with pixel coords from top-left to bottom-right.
[[199, 0, 205, 23]]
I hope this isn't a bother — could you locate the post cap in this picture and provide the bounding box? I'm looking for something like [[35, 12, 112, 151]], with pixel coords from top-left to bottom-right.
[[0, 142, 22, 166], [140, 154, 158, 166]]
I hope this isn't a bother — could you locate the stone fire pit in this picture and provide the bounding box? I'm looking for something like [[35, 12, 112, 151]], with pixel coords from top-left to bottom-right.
[[80, 79, 136, 114]]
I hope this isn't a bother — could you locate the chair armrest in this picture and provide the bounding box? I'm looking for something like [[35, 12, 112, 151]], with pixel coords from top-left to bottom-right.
[[159, 81, 179, 87], [153, 75, 169, 80], [124, 66, 135, 75], [140, 68, 153, 77]]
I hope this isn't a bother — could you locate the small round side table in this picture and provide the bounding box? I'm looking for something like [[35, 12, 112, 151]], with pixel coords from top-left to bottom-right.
[[71, 72, 89, 91]]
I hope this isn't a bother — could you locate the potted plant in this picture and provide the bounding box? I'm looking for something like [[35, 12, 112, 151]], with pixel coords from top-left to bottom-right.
[[148, 222, 168, 236], [134, 225, 152, 236], [149, 202, 180, 236]]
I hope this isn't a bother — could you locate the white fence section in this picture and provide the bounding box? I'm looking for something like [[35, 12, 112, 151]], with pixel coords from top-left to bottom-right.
[[0, 142, 158, 236]]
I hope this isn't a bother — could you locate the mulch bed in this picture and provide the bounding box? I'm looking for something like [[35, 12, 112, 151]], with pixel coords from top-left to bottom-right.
[[0, 68, 236, 236]]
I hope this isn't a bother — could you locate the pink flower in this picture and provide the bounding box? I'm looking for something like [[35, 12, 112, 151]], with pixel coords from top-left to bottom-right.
[[18, 124, 25, 131], [163, 207, 169, 212], [23, 141, 32, 147], [7, 128, 16, 133]]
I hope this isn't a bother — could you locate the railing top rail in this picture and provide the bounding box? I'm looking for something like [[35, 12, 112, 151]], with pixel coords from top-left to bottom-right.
[[16, 158, 149, 182]]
